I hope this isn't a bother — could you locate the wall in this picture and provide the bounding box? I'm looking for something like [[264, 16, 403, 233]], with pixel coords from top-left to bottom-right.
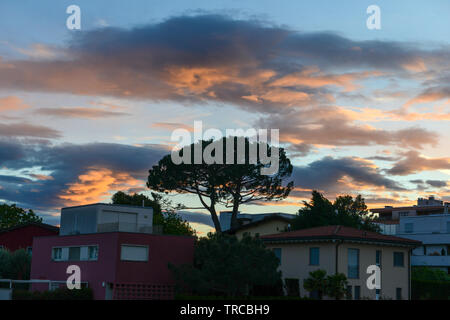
[[266, 241, 411, 300], [30, 232, 195, 300], [235, 220, 290, 240], [337, 243, 410, 300], [30, 233, 120, 300], [0, 225, 58, 252], [265, 242, 336, 297]]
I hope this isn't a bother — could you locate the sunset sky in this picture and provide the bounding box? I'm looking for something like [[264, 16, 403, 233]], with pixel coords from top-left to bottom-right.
[[0, 0, 449, 235]]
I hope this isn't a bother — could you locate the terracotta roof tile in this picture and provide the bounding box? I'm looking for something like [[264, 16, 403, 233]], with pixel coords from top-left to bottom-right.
[[261, 225, 420, 245]]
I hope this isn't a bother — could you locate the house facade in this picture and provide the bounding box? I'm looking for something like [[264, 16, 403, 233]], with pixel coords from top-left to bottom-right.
[[228, 214, 293, 239], [30, 204, 195, 300], [0, 223, 59, 254], [262, 225, 421, 300]]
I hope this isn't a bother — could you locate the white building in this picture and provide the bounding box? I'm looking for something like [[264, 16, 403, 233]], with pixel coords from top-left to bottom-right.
[[396, 214, 450, 273], [60, 203, 154, 235]]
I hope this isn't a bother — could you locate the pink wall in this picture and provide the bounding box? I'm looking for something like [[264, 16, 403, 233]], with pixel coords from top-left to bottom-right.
[[30, 232, 194, 299]]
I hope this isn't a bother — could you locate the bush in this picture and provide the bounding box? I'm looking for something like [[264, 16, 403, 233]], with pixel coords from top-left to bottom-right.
[[0, 248, 31, 280], [412, 279, 450, 300], [12, 287, 93, 300], [170, 233, 282, 297]]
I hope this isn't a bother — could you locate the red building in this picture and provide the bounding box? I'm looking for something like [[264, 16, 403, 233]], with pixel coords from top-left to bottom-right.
[[0, 223, 59, 253], [30, 204, 195, 300]]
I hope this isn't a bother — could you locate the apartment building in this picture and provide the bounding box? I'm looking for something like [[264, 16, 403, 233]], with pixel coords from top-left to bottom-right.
[[30, 203, 195, 300], [371, 196, 449, 235], [261, 225, 421, 300], [397, 214, 450, 273]]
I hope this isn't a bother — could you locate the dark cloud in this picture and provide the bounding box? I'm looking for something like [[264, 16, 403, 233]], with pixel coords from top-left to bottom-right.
[[425, 180, 448, 188], [0, 122, 61, 138], [0, 142, 167, 211], [0, 14, 447, 112], [292, 156, 405, 192], [387, 151, 450, 175], [257, 106, 438, 152], [0, 140, 24, 163], [34, 107, 129, 119]]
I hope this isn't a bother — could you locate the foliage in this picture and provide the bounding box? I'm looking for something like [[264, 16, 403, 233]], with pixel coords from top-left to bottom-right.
[[111, 191, 195, 236], [13, 287, 93, 300], [411, 267, 450, 300], [325, 273, 348, 300], [412, 279, 450, 300], [303, 269, 327, 299], [412, 266, 450, 282], [0, 249, 31, 280], [303, 269, 348, 300], [147, 137, 293, 232], [292, 191, 380, 232], [169, 233, 282, 297], [0, 204, 42, 229]]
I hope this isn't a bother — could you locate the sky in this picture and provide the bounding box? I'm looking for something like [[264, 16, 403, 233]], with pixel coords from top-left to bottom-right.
[[0, 0, 449, 235]]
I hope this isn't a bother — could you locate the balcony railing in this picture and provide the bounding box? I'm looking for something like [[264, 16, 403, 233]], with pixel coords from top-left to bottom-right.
[[97, 223, 163, 234], [411, 255, 450, 266]]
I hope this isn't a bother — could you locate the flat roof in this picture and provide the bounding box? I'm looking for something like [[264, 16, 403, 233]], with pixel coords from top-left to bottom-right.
[[61, 203, 154, 210]]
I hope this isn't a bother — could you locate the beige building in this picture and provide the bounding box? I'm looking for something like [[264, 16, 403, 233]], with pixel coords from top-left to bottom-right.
[[262, 225, 421, 300], [229, 215, 293, 240]]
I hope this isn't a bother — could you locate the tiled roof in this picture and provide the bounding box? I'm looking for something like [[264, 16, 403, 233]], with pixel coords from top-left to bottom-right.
[[261, 225, 421, 246], [0, 222, 59, 234]]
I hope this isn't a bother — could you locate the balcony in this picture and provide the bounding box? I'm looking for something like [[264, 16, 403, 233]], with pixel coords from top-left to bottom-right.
[[97, 222, 163, 234], [411, 255, 450, 267]]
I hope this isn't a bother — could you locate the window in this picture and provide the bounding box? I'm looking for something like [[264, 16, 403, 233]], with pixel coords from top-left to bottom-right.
[[120, 245, 148, 261], [399, 211, 409, 217], [309, 247, 320, 265], [447, 222, 450, 233], [394, 252, 404, 267], [68, 247, 81, 261], [396, 288, 402, 300], [346, 285, 352, 300], [376, 250, 382, 267], [354, 286, 361, 300], [348, 248, 360, 279], [375, 289, 381, 300], [52, 247, 63, 261], [273, 248, 282, 263], [88, 246, 98, 260], [404, 223, 414, 233], [27, 247, 32, 256]]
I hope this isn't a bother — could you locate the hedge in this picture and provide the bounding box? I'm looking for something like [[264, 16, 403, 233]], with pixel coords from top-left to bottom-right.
[[411, 279, 450, 300], [12, 287, 93, 300]]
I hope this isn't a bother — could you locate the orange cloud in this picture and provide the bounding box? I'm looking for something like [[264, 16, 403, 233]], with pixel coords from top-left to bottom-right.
[[269, 67, 383, 92], [59, 167, 144, 206], [0, 96, 30, 112]]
